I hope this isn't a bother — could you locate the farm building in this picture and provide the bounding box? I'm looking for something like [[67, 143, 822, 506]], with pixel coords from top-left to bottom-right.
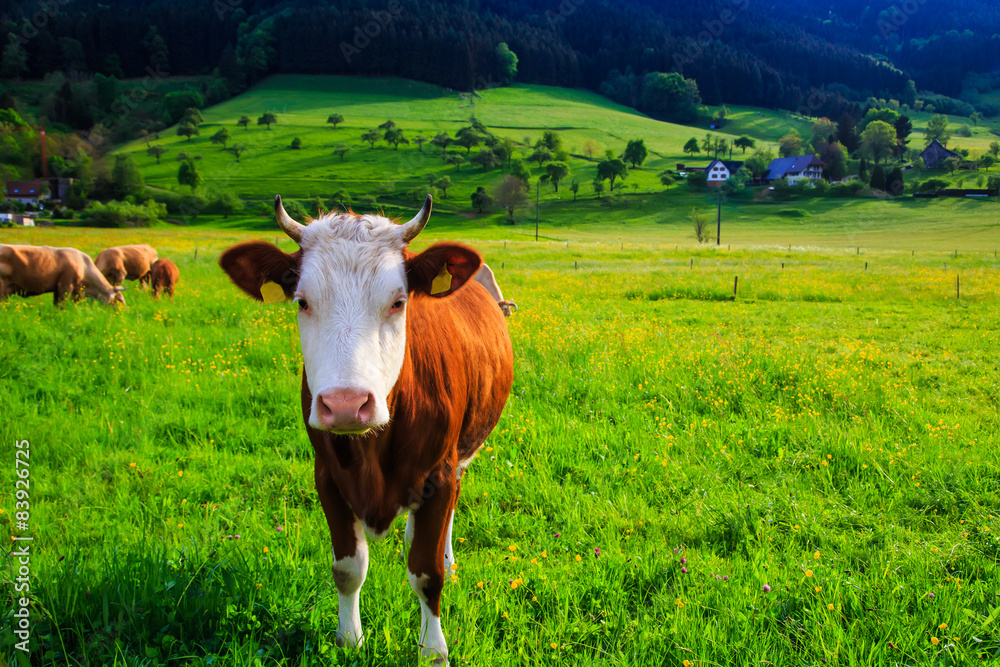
[[4, 180, 48, 205], [919, 139, 961, 169], [763, 156, 825, 184], [704, 159, 744, 187]]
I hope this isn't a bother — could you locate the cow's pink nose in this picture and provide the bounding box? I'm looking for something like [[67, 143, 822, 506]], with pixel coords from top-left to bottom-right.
[[316, 388, 377, 431]]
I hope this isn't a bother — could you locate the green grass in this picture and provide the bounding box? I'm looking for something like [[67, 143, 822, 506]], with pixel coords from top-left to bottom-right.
[[2, 222, 1000, 666]]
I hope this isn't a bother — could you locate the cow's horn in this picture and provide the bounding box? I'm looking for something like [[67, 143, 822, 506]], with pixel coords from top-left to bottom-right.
[[400, 195, 432, 243], [275, 195, 306, 243]]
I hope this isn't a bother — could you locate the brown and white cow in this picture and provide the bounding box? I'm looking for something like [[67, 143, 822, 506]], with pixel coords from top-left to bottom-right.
[[220, 195, 513, 665], [150, 259, 179, 299], [473, 263, 517, 317], [95, 244, 159, 287], [0, 245, 126, 306]]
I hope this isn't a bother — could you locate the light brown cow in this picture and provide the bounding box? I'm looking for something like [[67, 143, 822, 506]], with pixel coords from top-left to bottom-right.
[[0, 245, 126, 306], [220, 195, 513, 665], [95, 244, 159, 287], [150, 259, 179, 299], [473, 263, 517, 317]]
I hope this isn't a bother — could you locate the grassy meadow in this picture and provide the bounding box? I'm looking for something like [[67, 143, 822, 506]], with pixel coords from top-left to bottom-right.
[[2, 219, 1000, 666]]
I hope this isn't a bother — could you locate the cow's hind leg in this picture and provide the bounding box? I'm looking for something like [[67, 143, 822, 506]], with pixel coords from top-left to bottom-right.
[[316, 460, 368, 648], [408, 470, 456, 665]]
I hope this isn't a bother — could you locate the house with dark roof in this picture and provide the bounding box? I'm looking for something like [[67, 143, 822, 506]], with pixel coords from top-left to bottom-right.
[[919, 139, 960, 169], [4, 180, 45, 205], [705, 159, 744, 187], [763, 156, 825, 184]]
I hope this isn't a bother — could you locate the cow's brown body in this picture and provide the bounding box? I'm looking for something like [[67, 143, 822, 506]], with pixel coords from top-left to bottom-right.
[[219, 195, 513, 664], [0, 244, 125, 306], [95, 244, 158, 287], [150, 259, 179, 299]]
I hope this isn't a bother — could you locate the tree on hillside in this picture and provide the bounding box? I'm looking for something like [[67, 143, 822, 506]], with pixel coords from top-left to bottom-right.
[[592, 178, 605, 199], [979, 155, 995, 171], [943, 157, 960, 174], [970, 112, 982, 127], [640, 72, 700, 122], [623, 139, 648, 168], [990, 141, 1000, 159], [333, 143, 351, 162], [238, 115, 250, 130], [858, 108, 899, 133], [583, 139, 600, 158], [493, 175, 528, 222], [545, 161, 569, 192], [597, 157, 628, 191], [570, 180, 580, 200], [836, 113, 859, 153], [227, 143, 249, 162], [178, 159, 202, 193], [327, 113, 344, 128], [894, 115, 913, 161], [361, 129, 380, 148], [496, 43, 518, 85], [925, 115, 951, 145], [257, 111, 277, 130], [869, 164, 886, 190], [455, 128, 482, 154], [182, 107, 204, 126], [431, 132, 453, 155], [177, 121, 199, 142], [385, 128, 408, 150], [683, 138, 700, 156], [817, 141, 849, 181], [471, 186, 493, 213], [444, 153, 464, 171], [211, 128, 231, 149], [378, 119, 396, 132], [147, 144, 167, 165], [743, 148, 775, 178], [217, 192, 245, 219], [810, 118, 837, 148], [713, 138, 728, 159], [778, 133, 805, 157], [529, 147, 552, 167], [537, 130, 563, 153], [734, 136, 755, 154], [511, 159, 531, 186], [701, 133, 713, 155], [472, 149, 500, 171], [290, 137, 303, 149], [861, 121, 896, 164], [112, 155, 144, 199], [434, 175, 453, 199], [413, 135, 428, 152]]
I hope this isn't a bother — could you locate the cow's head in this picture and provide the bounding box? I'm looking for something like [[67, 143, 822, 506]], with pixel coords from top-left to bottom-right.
[[91, 285, 126, 306], [220, 195, 482, 434]]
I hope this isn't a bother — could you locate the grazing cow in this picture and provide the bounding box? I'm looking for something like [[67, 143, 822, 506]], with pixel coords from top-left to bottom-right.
[[150, 259, 179, 299], [220, 195, 513, 665], [0, 245, 126, 306], [95, 244, 158, 287], [473, 263, 517, 317]]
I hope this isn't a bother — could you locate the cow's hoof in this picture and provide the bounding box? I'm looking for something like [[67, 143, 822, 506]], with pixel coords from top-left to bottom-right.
[[418, 650, 448, 666]]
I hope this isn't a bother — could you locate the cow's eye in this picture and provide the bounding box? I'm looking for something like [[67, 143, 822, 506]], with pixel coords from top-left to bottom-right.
[[294, 296, 309, 312], [389, 299, 405, 314]]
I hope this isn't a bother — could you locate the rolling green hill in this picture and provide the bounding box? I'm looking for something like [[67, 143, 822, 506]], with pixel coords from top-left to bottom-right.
[[111, 75, 1000, 251]]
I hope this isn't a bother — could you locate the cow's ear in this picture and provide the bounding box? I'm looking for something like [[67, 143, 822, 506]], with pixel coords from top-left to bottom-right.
[[220, 242, 301, 302], [405, 243, 482, 298]]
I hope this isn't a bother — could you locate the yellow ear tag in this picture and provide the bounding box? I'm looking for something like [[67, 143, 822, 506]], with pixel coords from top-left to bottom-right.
[[430, 264, 453, 295], [260, 281, 286, 304]]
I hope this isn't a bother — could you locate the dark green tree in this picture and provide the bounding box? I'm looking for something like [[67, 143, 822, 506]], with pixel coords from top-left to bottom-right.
[[178, 159, 202, 193], [327, 114, 345, 128], [496, 43, 518, 85], [211, 128, 231, 149], [257, 111, 277, 130], [622, 139, 648, 168]]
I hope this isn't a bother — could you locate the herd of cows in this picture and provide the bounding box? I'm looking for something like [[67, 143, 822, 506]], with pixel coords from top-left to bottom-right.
[[3, 194, 515, 665], [0, 242, 179, 305]]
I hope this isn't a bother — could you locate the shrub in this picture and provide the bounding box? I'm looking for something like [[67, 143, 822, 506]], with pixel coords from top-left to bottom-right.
[[290, 137, 302, 149], [917, 179, 949, 193], [80, 200, 166, 228]]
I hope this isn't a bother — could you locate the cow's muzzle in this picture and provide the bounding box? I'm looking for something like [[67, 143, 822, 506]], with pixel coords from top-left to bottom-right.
[[315, 388, 378, 433]]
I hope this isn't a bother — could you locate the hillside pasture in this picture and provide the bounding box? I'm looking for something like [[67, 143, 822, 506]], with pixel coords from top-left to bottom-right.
[[2, 222, 1000, 666]]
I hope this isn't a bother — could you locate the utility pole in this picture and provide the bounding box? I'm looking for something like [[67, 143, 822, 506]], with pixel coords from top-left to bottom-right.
[[716, 196, 722, 245], [535, 179, 540, 241]]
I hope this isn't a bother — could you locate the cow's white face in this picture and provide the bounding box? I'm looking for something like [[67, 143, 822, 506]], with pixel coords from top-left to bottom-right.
[[296, 214, 410, 434]]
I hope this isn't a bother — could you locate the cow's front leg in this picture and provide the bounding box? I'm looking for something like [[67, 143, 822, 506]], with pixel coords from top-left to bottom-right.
[[407, 470, 456, 665], [316, 461, 368, 648]]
